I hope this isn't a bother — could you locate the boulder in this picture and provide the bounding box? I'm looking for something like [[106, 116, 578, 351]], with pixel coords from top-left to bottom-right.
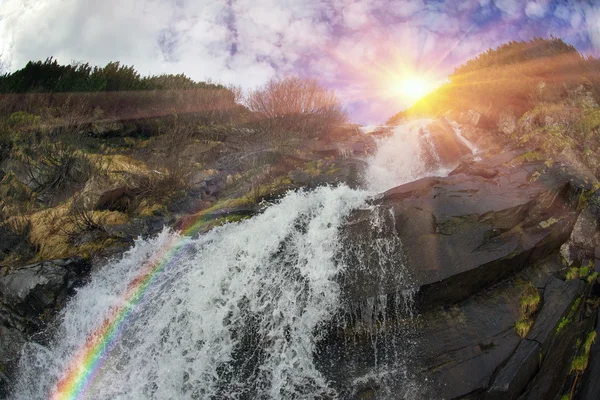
[[461, 109, 495, 129], [486, 340, 540, 400], [80, 174, 136, 211], [0, 258, 90, 328], [0, 257, 90, 394], [486, 278, 584, 399], [0, 158, 34, 188], [411, 279, 523, 399], [567, 85, 599, 109], [580, 309, 600, 400], [323, 255, 569, 400], [522, 317, 595, 400], [498, 107, 518, 135], [341, 161, 577, 310], [0, 325, 26, 397]]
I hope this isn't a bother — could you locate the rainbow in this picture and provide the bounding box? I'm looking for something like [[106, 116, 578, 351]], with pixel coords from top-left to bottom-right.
[[51, 210, 230, 400]]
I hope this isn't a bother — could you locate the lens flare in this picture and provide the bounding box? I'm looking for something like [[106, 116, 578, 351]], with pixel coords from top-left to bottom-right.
[[393, 75, 436, 104]]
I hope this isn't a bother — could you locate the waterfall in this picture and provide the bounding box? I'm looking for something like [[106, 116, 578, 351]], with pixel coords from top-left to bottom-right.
[[11, 119, 471, 400], [364, 119, 463, 193]]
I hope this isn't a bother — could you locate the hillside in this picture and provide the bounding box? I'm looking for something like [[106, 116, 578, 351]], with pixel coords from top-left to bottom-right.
[[0, 60, 366, 269]]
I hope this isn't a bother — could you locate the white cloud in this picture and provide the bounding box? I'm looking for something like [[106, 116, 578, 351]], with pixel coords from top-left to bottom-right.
[[525, 1, 546, 19], [493, 0, 522, 18]]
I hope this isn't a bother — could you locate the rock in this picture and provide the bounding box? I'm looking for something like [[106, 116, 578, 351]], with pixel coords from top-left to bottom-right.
[[302, 135, 376, 160], [189, 169, 219, 192], [486, 340, 540, 400], [522, 317, 595, 400], [105, 216, 174, 244], [528, 278, 584, 349], [0, 325, 26, 396], [449, 161, 499, 179], [461, 109, 495, 129], [557, 147, 598, 186], [288, 169, 312, 186], [412, 279, 523, 399], [0, 258, 90, 328], [80, 174, 136, 211], [342, 161, 577, 310], [421, 119, 472, 170], [486, 278, 584, 399], [330, 159, 369, 188], [95, 185, 135, 211], [498, 107, 518, 135], [0, 258, 90, 395], [561, 207, 599, 264], [0, 158, 34, 188], [568, 85, 599, 109], [326, 255, 565, 400], [580, 309, 600, 400]]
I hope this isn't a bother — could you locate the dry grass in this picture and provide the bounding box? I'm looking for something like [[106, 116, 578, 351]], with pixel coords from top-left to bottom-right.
[[28, 201, 127, 260]]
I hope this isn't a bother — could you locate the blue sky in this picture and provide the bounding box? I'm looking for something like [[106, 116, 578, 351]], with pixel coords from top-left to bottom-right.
[[1, 0, 599, 124]]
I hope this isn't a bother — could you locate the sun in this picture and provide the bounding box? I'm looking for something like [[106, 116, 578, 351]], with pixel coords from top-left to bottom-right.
[[394, 76, 434, 104]]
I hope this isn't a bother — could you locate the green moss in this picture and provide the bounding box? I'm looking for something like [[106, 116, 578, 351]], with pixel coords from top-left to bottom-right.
[[571, 352, 589, 373], [303, 161, 322, 177], [579, 263, 591, 279], [583, 331, 597, 354], [557, 296, 583, 333], [556, 317, 570, 333], [566, 267, 579, 280], [587, 272, 599, 284], [515, 151, 544, 163], [567, 330, 597, 384], [515, 318, 533, 338]]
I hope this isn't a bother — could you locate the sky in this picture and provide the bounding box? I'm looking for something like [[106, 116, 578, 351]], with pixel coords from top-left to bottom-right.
[[1, 0, 600, 124]]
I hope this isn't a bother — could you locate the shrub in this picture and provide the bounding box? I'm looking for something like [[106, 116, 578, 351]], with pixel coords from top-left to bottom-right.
[[247, 76, 346, 142], [25, 142, 93, 204], [59, 197, 107, 244]]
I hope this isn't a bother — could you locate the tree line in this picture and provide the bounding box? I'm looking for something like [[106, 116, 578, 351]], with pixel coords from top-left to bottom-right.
[[0, 58, 225, 93]]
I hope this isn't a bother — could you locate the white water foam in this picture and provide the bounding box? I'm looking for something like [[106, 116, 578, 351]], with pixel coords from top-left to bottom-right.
[[365, 119, 459, 193]]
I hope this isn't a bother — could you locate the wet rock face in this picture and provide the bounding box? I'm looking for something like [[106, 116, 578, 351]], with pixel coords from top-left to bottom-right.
[[332, 154, 598, 399], [420, 119, 472, 171], [342, 159, 579, 309], [0, 258, 90, 393]]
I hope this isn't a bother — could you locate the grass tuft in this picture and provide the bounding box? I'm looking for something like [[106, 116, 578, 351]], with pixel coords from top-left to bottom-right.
[[515, 318, 533, 338]]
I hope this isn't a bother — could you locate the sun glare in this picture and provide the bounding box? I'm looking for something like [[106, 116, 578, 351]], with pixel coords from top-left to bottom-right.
[[394, 76, 434, 104]]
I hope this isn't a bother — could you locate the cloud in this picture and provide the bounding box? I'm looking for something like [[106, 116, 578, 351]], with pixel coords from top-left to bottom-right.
[[493, 0, 522, 18], [0, 0, 599, 124], [525, 2, 546, 19]]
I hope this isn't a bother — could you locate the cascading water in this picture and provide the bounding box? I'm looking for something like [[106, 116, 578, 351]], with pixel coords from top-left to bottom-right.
[[11, 119, 474, 400], [364, 119, 464, 193]]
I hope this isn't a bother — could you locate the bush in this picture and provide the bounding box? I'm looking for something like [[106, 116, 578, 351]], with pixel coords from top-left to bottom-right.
[[247, 76, 346, 141], [59, 197, 107, 244], [25, 142, 93, 204]]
